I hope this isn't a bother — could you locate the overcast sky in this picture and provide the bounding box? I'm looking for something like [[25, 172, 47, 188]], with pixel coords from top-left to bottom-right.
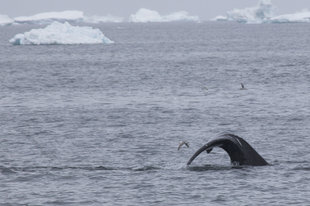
[[1, 0, 310, 20]]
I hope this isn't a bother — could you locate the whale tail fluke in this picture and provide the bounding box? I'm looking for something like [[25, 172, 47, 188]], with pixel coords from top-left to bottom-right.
[[187, 134, 268, 166]]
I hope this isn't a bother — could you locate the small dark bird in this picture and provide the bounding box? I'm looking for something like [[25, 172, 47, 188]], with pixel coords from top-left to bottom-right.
[[178, 141, 189, 150], [240, 83, 246, 90]]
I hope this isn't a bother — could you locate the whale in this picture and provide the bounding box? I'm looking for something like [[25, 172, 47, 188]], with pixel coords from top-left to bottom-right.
[[187, 134, 268, 166]]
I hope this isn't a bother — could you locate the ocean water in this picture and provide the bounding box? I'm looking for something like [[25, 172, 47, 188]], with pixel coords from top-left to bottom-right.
[[0, 22, 309, 205]]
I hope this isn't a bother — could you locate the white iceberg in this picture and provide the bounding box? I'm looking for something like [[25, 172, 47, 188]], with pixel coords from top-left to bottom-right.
[[213, 0, 310, 24], [14, 10, 125, 24], [14, 10, 84, 24], [9, 21, 114, 45], [0, 14, 14, 26], [129, 8, 200, 23], [270, 10, 310, 23], [213, 0, 274, 24], [84, 15, 123, 23], [164, 11, 200, 22]]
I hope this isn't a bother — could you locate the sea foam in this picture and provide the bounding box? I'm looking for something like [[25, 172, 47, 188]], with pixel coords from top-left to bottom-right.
[[9, 21, 114, 45]]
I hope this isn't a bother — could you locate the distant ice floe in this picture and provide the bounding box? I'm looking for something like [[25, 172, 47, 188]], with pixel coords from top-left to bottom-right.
[[0, 14, 14, 26], [270, 10, 310, 23], [10, 10, 123, 25], [214, 0, 310, 24], [214, 0, 273, 24], [14, 10, 84, 24], [9, 21, 114, 45], [129, 8, 200, 23], [2, 8, 199, 26], [84, 15, 124, 23]]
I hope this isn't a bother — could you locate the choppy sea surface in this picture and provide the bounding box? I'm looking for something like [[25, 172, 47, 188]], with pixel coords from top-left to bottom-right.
[[0, 22, 309, 205]]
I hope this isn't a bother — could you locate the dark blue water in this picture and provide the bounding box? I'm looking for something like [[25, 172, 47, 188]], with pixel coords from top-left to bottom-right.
[[0, 22, 309, 205]]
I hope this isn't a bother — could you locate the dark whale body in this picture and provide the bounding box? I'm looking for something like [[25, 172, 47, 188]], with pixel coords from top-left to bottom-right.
[[187, 134, 268, 166]]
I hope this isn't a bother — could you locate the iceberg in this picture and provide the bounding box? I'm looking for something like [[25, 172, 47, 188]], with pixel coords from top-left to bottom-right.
[[9, 21, 114, 45], [213, 0, 274, 23], [270, 10, 310, 23], [164, 11, 200, 22], [129, 8, 200, 23], [0, 14, 14, 26], [84, 15, 124, 23], [130, 8, 162, 23], [14, 10, 124, 24], [14, 10, 84, 24], [213, 0, 310, 24]]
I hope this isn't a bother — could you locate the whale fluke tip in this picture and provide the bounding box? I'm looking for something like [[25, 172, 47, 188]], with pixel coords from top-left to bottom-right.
[[187, 134, 268, 166]]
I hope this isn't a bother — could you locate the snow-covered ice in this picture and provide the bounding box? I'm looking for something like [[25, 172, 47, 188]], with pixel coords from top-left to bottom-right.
[[0, 14, 14, 26], [14, 10, 84, 24], [129, 8, 200, 23], [14, 10, 124, 24], [214, 0, 310, 24], [270, 10, 310, 23], [2, 9, 198, 25], [4, 2, 310, 26], [9, 21, 114, 45], [84, 15, 123, 23], [213, 0, 273, 24]]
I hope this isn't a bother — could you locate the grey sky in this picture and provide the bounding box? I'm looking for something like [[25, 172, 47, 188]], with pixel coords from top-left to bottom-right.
[[1, 0, 310, 20]]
